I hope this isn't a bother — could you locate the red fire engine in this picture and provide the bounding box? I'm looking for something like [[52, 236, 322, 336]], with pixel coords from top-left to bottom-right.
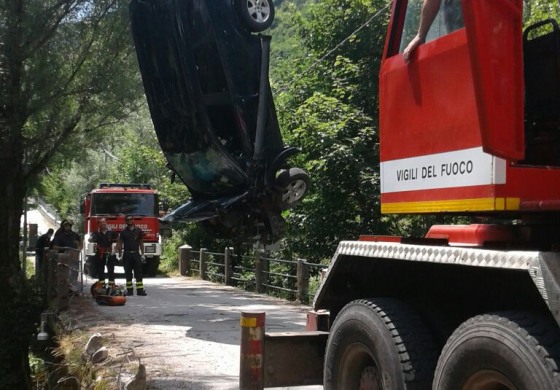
[[239, 1, 560, 389], [81, 183, 164, 277]]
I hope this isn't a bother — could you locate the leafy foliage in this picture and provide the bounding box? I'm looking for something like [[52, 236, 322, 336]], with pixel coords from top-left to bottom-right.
[[0, 0, 146, 386], [272, 0, 390, 262], [523, 0, 560, 26], [282, 92, 383, 261]]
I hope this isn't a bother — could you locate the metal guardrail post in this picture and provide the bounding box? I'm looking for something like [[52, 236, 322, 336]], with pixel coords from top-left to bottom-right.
[[297, 259, 310, 304], [239, 311, 265, 390], [225, 247, 233, 285], [255, 251, 264, 293], [179, 244, 192, 276], [199, 248, 208, 280]]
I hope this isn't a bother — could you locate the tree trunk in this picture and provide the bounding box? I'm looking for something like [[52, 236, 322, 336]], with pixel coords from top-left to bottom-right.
[[0, 148, 39, 388]]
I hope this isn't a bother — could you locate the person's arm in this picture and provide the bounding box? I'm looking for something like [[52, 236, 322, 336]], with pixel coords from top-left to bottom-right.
[[115, 234, 123, 257], [403, 0, 442, 63], [74, 233, 83, 251], [35, 236, 43, 251], [51, 236, 62, 250], [138, 229, 144, 256]]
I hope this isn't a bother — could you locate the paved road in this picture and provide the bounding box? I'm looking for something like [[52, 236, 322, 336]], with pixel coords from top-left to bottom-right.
[[24, 204, 59, 235], [71, 275, 323, 389]]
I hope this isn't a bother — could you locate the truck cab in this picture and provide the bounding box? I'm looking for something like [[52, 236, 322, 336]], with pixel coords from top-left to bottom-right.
[[380, 0, 560, 222], [241, 2, 560, 389]]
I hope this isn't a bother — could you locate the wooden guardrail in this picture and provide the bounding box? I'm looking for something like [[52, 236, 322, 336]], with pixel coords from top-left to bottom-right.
[[178, 246, 326, 304]]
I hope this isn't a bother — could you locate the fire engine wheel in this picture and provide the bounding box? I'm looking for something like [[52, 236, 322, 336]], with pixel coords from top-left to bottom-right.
[[323, 298, 438, 390], [433, 312, 560, 390], [142, 256, 160, 277], [274, 168, 310, 210], [235, 0, 275, 32]]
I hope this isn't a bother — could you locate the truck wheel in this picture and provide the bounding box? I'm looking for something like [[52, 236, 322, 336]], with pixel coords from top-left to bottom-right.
[[142, 256, 160, 277], [324, 298, 437, 390], [433, 312, 560, 390]]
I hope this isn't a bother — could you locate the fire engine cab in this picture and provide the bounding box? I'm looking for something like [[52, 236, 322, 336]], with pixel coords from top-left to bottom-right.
[[81, 183, 164, 277]]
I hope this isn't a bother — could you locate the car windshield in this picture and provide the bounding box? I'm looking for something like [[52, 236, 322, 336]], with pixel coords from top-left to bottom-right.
[[167, 144, 248, 196], [91, 193, 158, 216]]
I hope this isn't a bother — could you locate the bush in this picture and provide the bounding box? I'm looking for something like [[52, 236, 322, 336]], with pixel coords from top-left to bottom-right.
[[159, 232, 185, 274]]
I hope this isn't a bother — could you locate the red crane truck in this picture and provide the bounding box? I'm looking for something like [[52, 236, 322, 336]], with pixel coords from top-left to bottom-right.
[[81, 183, 164, 277], [242, 1, 560, 389]]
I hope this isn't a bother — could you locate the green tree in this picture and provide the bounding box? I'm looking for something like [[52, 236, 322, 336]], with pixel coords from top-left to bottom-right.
[[0, 0, 142, 386], [40, 104, 191, 230], [274, 0, 390, 262]]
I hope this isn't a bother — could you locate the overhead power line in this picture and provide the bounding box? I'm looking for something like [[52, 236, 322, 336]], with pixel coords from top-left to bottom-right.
[[276, 3, 391, 94]]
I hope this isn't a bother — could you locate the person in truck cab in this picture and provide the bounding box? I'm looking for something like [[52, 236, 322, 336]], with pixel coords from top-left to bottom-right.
[[116, 215, 147, 296], [89, 218, 117, 289], [403, 0, 463, 63]]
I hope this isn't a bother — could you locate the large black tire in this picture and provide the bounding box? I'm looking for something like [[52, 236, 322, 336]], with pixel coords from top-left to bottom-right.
[[324, 298, 438, 390], [433, 312, 560, 390], [274, 168, 310, 210], [142, 256, 160, 278], [235, 0, 275, 32]]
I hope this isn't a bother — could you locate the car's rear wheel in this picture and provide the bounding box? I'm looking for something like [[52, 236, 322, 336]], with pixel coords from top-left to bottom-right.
[[235, 0, 275, 32], [274, 168, 310, 210]]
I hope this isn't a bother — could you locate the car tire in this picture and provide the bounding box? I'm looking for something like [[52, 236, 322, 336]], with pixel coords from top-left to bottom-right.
[[274, 168, 310, 210], [433, 312, 560, 390], [323, 298, 438, 390], [235, 0, 275, 32]]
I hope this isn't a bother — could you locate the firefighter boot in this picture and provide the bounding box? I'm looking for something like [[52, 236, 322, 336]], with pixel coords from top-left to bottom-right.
[[136, 281, 147, 296], [126, 280, 133, 296]]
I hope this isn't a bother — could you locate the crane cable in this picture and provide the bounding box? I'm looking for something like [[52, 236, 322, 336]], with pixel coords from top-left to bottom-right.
[[275, 3, 391, 95]]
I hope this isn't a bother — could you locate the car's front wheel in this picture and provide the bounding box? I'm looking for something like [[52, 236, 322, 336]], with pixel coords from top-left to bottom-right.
[[235, 0, 275, 32], [274, 168, 310, 210]]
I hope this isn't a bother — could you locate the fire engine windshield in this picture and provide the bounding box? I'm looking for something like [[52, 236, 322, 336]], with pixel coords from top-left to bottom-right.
[[91, 193, 158, 216]]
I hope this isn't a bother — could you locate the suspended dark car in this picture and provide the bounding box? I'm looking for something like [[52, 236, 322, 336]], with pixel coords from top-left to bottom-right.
[[129, 0, 309, 244]]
